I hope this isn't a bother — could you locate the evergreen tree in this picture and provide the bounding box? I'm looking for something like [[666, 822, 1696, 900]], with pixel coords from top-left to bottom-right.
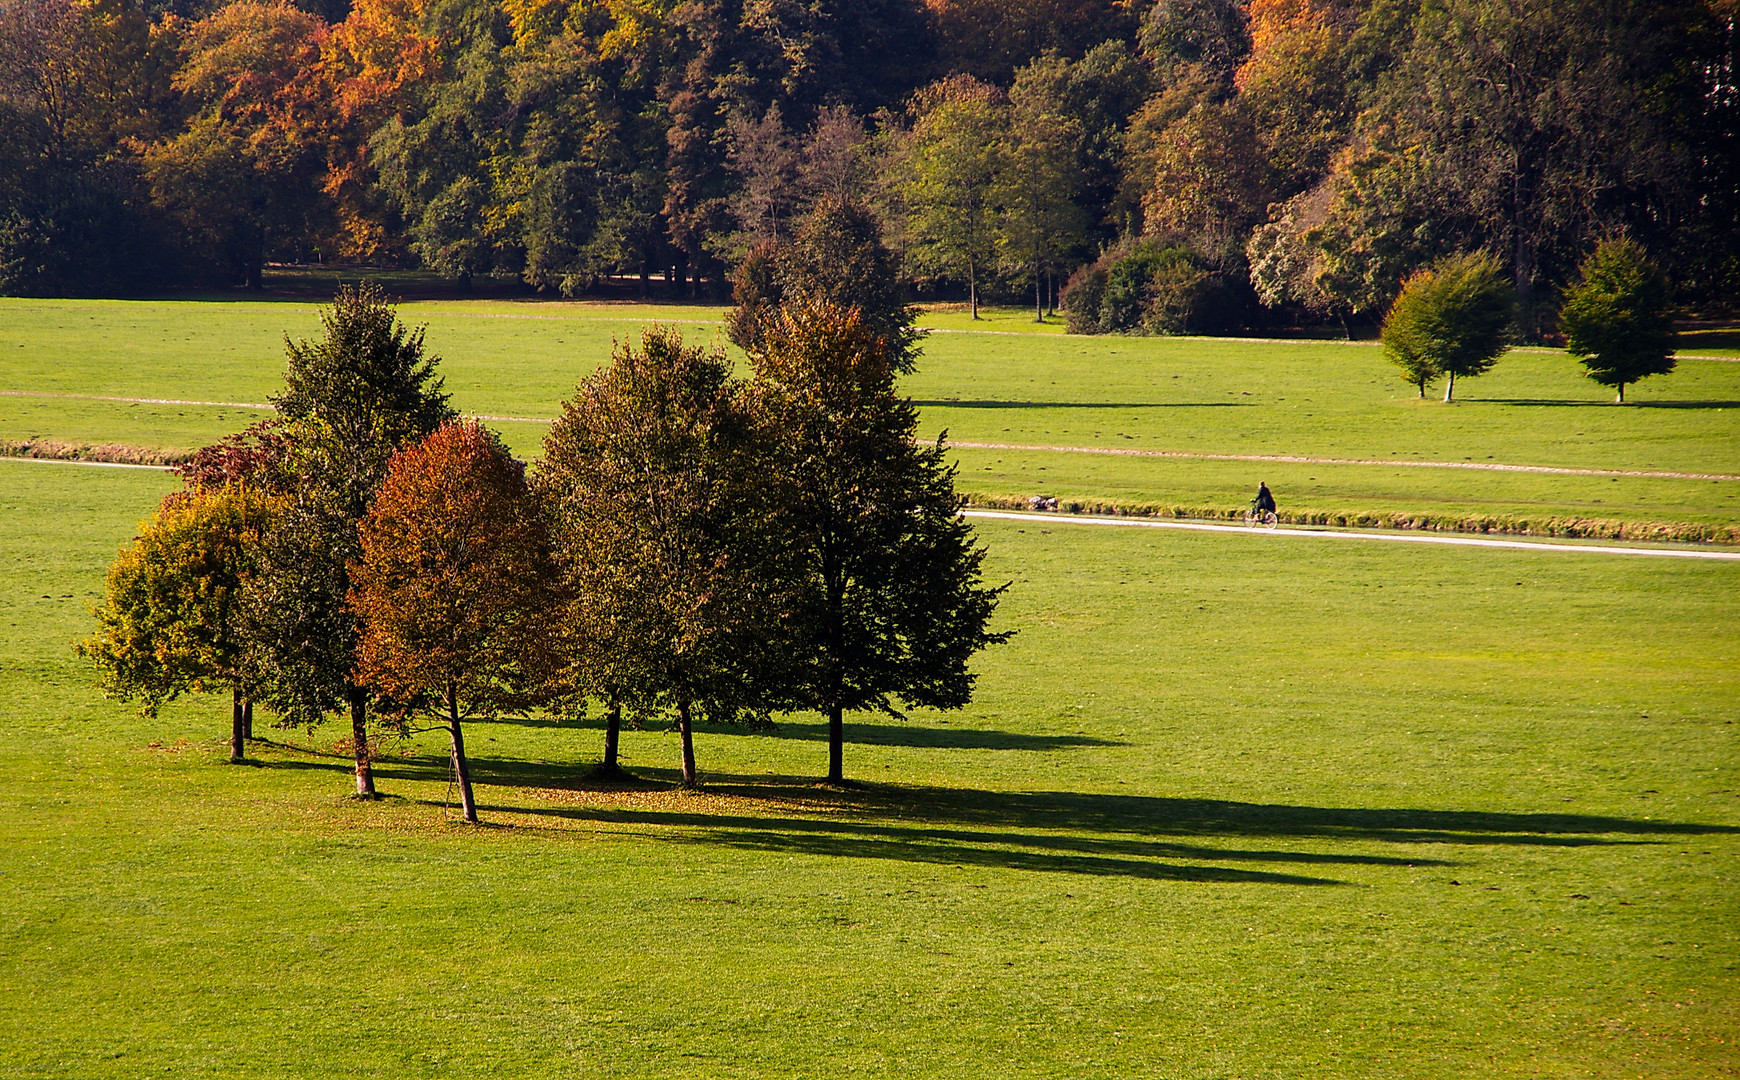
[[1560, 238, 1676, 403], [245, 283, 455, 797]]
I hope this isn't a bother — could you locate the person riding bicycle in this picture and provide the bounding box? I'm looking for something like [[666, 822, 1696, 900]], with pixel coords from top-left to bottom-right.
[[1252, 481, 1276, 516]]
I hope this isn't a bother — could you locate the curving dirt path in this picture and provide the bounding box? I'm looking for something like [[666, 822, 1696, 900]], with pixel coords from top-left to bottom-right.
[[950, 440, 1740, 482], [964, 509, 1740, 561]]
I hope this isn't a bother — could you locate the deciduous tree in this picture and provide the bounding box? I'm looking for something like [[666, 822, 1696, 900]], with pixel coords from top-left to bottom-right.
[[897, 75, 1004, 318], [81, 484, 277, 763], [351, 421, 557, 824], [747, 295, 1009, 784], [1380, 252, 1512, 401], [537, 326, 784, 787]]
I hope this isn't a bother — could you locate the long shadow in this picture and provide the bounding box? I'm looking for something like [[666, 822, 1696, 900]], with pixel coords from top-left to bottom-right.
[[1487, 398, 1740, 410], [691, 719, 1121, 751], [915, 400, 1253, 410]]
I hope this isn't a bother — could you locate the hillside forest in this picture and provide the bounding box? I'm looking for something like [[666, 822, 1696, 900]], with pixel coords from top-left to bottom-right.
[[2, 0, 1735, 334]]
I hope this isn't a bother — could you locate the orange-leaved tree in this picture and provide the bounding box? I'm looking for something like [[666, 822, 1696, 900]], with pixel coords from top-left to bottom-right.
[[350, 420, 558, 823]]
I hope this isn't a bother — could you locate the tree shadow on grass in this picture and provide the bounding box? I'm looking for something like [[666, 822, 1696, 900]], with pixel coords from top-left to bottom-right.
[[914, 400, 1254, 410], [692, 718, 1122, 751], [1486, 398, 1740, 410]]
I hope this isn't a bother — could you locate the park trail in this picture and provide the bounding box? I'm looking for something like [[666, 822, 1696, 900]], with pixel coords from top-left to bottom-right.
[[965, 509, 1740, 561], [5, 456, 1733, 560], [5, 390, 1734, 482]]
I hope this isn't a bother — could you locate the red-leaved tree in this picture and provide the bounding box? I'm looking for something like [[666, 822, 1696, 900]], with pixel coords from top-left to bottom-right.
[[349, 420, 558, 823]]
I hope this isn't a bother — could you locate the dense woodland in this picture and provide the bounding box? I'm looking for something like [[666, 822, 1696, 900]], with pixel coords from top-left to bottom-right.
[[1, 0, 1735, 332]]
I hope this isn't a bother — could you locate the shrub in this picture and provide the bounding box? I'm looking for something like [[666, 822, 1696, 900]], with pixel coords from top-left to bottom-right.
[[1062, 240, 1223, 335]]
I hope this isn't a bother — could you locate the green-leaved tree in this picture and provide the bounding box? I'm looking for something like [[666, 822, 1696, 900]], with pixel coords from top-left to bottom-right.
[[537, 326, 786, 788], [245, 283, 455, 797], [1559, 239, 1676, 403], [1381, 252, 1513, 401], [80, 484, 277, 763], [749, 296, 1010, 785]]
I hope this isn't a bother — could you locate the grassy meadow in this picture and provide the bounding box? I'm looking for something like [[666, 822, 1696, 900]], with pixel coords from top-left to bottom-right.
[[2, 293, 1738, 1076], [3, 296, 1738, 529]]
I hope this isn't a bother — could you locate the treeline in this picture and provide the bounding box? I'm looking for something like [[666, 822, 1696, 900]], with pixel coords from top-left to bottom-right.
[[81, 229, 1008, 817], [2, 0, 1734, 333]]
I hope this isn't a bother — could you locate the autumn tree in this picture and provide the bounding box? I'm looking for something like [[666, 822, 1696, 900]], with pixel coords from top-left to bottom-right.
[[350, 421, 557, 824], [748, 296, 1009, 784], [999, 52, 1089, 321], [80, 484, 277, 763], [1559, 238, 1677, 403], [897, 75, 1005, 319], [537, 326, 785, 787], [245, 283, 454, 797], [1381, 252, 1513, 401]]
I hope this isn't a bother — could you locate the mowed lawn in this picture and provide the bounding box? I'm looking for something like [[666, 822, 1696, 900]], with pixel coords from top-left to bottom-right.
[[2, 297, 1737, 527], [1, 460, 1735, 1078]]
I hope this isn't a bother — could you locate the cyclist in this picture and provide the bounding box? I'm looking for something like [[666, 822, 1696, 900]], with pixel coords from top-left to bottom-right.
[[1252, 481, 1276, 516]]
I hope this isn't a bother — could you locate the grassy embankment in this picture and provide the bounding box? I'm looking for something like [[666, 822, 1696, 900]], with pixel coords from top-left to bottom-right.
[[3, 296, 1736, 536], [2, 460, 1736, 1077]]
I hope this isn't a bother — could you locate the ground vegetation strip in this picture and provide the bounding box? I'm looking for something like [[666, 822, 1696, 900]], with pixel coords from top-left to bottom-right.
[[2, 463, 1736, 1076]]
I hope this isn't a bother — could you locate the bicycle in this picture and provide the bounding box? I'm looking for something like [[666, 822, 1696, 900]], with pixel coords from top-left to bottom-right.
[[1244, 503, 1279, 529]]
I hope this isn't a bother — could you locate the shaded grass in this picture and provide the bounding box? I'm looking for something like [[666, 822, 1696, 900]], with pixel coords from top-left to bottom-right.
[[2, 460, 1737, 1077]]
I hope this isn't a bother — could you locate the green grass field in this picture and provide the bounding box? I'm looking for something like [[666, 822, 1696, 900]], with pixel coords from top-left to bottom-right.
[[2, 295, 1738, 1076], [2, 460, 1736, 1077], [3, 297, 1736, 529]]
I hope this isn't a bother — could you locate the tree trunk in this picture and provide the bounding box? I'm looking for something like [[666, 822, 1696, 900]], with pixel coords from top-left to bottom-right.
[[969, 260, 979, 320], [1617, 383, 1626, 403], [448, 691, 478, 824], [1340, 312, 1353, 341], [602, 699, 621, 773], [349, 687, 376, 798], [827, 703, 845, 786], [1443, 371, 1456, 402], [242, 697, 253, 741], [229, 687, 245, 763], [676, 701, 698, 788], [1418, 379, 1426, 399], [1035, 270, 1044, 323], [638, 266, 649, 299]]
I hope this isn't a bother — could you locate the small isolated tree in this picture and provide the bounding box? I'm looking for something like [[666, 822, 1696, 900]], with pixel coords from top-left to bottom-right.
[[80, 484, 277, 762], [246, 283, 455, 797], [1560, 239, 1676, 403], [749, 296, 1010, 785], [350, 421, 558, 825], [1381, 252, 1513, 401], [538, 327, 784, 788]]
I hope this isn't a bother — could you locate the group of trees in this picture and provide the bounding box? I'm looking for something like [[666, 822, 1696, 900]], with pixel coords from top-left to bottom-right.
[[82, 234, 1007, 820], [1380, 239, 1679, 402], [3, 0, 1732, 334]]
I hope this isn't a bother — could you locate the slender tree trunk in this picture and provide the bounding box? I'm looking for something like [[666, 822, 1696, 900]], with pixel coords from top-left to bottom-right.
[[229, 686, 245, 763], [601, 699, 621, 773], [1418, 379, 1426, 399], [242, 697, 253, 741], [638, 266, 649, 299], [1035, 270, 1043, 323], [1340, 312, 1353, 341], [969, 260, 979, 320], [676, 700, 697, 788], [349, 687, 376, 798], [448, 690, 478, 824], [1443, 371, 1455, 402], [827, 703, 845, 786], [1617, 383, 1626, 403]]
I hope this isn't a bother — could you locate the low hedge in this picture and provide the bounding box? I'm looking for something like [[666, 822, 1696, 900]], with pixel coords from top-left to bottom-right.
[[963, 492, 1740, 546], [1, 439, 192, 467]]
